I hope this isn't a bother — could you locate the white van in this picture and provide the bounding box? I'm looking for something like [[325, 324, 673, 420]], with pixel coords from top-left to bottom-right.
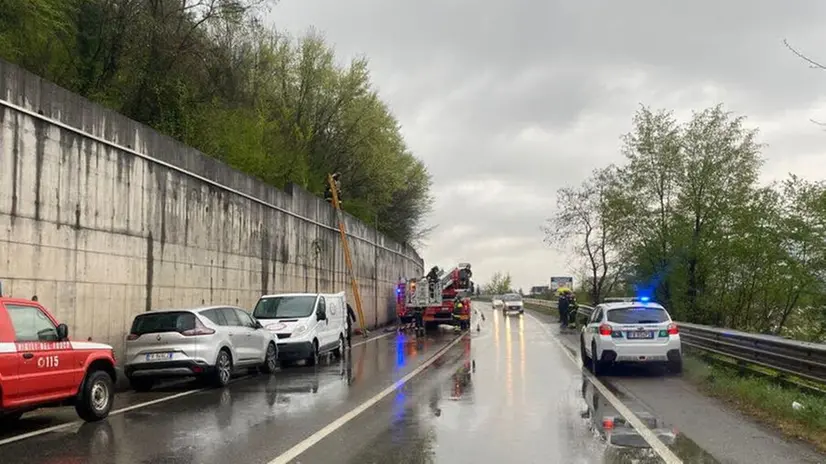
[[252, 292, 347, 366]]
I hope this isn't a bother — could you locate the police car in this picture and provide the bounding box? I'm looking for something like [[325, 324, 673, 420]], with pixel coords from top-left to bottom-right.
[[580, 297, 682, 376]]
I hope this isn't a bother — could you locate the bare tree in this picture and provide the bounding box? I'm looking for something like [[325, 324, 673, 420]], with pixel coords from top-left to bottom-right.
[[544, 167, 622, 303]]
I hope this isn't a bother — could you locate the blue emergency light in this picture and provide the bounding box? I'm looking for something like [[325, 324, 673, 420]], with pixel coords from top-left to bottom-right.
[[638, 296, 650, 302]]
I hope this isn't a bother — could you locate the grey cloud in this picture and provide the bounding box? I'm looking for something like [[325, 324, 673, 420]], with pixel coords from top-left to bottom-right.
[[446, 67, 603, 134], [271, 1, 826, 289]]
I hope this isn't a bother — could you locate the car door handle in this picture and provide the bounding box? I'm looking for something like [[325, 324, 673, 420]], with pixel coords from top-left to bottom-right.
[[22, 353, 33, 359]]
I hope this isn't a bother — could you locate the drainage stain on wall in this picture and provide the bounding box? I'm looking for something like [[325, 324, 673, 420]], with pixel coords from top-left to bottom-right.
[[0, 59, 423, 359]]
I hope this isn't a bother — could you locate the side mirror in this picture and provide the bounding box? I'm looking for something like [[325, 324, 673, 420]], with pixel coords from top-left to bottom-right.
[[56, 323, 69, 341], [253, 319, 263, 329]]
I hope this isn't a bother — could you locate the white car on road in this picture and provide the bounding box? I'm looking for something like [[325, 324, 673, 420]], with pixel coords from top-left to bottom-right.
[[500, 293, 524, 315], [491, 296, 504, 309], [580, 299, 682, 376]]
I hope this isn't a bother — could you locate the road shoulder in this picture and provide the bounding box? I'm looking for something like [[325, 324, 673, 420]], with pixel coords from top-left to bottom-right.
[[527, 308, 826, 464]]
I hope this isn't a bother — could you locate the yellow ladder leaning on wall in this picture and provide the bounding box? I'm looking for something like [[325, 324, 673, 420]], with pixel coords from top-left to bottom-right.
[[326, 174, 368, 337]]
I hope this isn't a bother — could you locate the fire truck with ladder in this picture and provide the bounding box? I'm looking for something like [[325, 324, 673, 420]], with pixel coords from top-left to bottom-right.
[[395, 264, 473, 334]]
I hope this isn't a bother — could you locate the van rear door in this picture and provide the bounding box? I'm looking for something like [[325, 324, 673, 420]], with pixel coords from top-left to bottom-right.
[[326, 296, 344, 345]]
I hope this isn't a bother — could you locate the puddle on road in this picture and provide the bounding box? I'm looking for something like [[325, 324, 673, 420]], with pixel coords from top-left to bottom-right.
[[339, 329, 720, 464], [555, 327, 719, 463], [579, 376, 719, 463]]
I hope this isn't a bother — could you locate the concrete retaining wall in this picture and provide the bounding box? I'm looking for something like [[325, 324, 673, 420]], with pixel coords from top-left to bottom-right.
[[0, 60, 423, 359]]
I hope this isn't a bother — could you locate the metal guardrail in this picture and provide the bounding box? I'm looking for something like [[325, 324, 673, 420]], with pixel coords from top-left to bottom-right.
[[521, 298, 826, 385]]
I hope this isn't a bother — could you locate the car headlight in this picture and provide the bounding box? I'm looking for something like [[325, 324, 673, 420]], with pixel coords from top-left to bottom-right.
[[293, 325, 307, 336]]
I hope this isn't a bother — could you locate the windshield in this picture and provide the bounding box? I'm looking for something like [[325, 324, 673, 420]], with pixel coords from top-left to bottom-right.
[[253, 295, 317, 319], [131, 312, 195, 335], [607, 307, 669, 324], [501, 294, 522, 302]]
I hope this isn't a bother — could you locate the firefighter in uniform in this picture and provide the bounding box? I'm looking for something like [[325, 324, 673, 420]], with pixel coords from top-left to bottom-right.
[[558, 288, 571, 329], [324, 172, 342, 205], [453, 295, 466, 331], [346, 303, 357, 348]]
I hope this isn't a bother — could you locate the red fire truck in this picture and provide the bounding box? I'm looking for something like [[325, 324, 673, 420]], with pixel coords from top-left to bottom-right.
[[395, 263, 473, 334]]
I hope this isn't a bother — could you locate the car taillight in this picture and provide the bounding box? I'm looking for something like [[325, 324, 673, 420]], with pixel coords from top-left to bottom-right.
[[182, 317, 215, 336], [598, 324, 613, 336], [126, 333, 140, 340], [602, 417, 614, 429], [667, 323, 678, 335]]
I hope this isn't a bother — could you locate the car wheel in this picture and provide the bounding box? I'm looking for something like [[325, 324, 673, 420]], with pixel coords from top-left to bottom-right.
[[75, 370, 114, 422], [260, 343, 278, 374], [0, 411, 24, 428], [333, 335, 345, 359], [580, 338, 590, 367], [213, 349, 233, 387], [591, 342, 604, 377], [668, 360, 683, 375], [129, 377, 154, 392], [306, 340, 319, 366]]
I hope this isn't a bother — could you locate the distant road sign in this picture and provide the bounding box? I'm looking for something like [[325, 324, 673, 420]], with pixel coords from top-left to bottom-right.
[[550, 276, 573, 291]]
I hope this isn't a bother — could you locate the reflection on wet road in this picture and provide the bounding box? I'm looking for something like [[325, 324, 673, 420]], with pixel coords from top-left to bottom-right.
[[0, 330, 455, 464], [0, 305, 724, 463], [294, 307, 715, 463]]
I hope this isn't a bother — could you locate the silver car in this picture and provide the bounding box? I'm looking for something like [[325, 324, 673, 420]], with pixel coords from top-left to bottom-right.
[[124, 306, 278, 391], [501, 293, 524, 314]]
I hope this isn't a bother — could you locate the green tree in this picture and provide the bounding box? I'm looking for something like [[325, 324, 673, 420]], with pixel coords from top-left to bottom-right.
[[484, 272, 513, 295], [0, 0, 433, 246], [612, 106, 683, 308], [544, 103, 826, 342]]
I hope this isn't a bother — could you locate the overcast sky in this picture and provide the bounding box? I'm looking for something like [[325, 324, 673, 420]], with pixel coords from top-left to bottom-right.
[[269, 1, 826, 291]]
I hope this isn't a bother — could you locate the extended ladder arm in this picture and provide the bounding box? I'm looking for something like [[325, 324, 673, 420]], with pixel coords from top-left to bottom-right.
[[327, 174, 368, 336]]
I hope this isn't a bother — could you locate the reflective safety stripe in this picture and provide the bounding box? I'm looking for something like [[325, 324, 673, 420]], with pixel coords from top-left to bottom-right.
[[0, 342, 17, 354], [71, 341, 112, 350], [0, 341, 111, 353]]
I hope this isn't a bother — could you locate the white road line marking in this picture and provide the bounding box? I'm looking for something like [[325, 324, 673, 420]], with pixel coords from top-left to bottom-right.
[[353, 331, 394, 346], [267, 333, 466, 464], [0, 387, 208, 447], [524, 311, 683, 464], [0, 329, 397, 447]]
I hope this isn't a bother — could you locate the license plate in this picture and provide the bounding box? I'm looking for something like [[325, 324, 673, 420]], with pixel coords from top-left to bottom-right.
[[627, 331, 654, 339], [146, 352, 174, 361]]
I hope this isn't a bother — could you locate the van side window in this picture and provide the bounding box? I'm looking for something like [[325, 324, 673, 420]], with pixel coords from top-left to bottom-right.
[[317, 297, 326, 315], [7, 304, 59, 342]]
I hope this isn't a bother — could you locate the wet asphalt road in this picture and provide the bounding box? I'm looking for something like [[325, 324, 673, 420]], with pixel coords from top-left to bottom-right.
[[0, 303, 734, 463]]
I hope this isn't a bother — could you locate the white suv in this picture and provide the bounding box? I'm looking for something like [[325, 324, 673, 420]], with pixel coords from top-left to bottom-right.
[[579, 299, 682, 376]]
